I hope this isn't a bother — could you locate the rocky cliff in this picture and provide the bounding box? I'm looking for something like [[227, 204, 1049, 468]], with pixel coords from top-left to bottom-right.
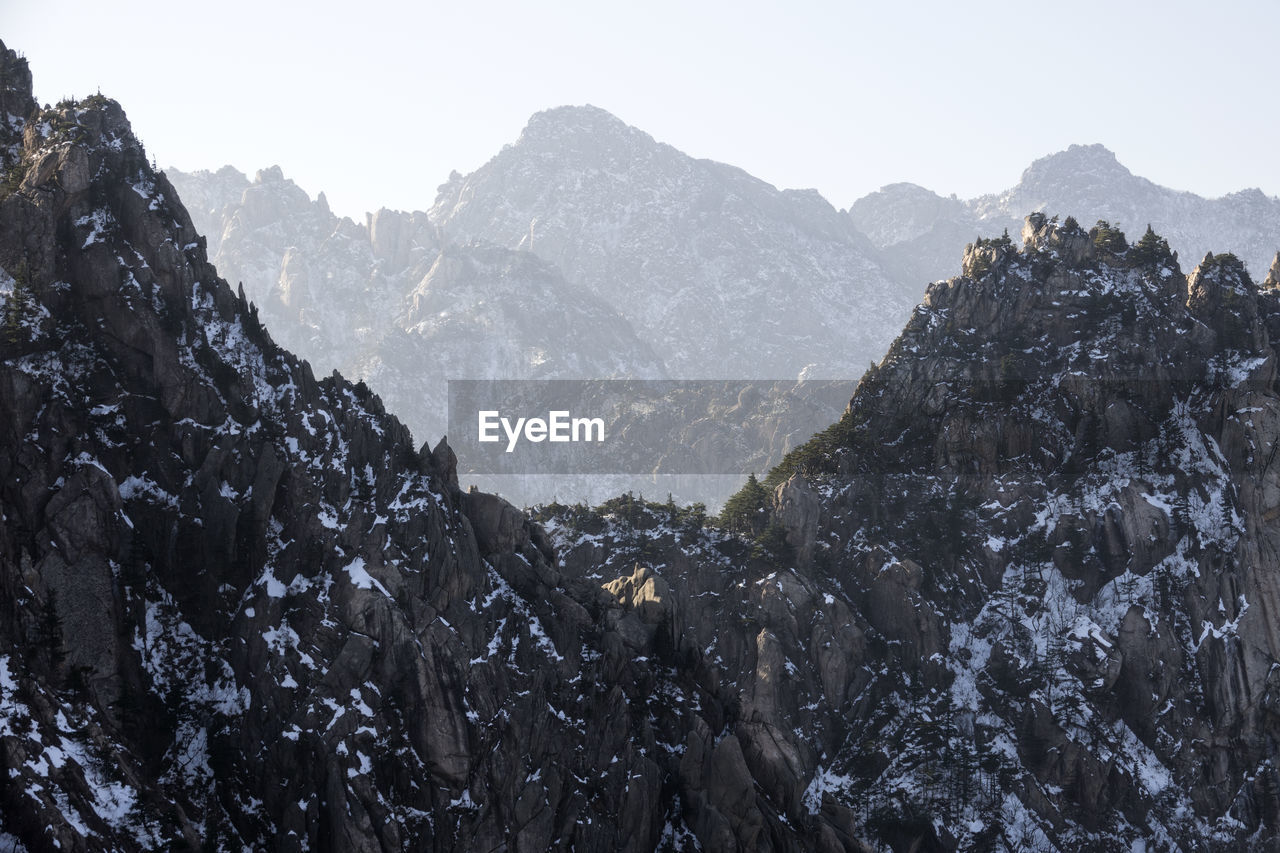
[[542, 215, 1280, 850], [0, 42, 848, 851]]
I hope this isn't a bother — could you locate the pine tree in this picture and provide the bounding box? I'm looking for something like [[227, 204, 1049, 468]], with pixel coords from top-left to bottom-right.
[[751, 521, 793, 563], [682, 502, 707, 533], [2, 260, 37, 348], [36, 588, 66, 673], [123, 532, 150, 589], [1044, 632, 1068, 716], [719, 473, 770, 535], [1130, 224, 1174, 267], [1091, 220, 1127, 253], [1117, 571, 1139, 602]]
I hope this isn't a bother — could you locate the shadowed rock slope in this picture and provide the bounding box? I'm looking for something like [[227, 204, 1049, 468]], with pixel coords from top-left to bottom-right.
[[543, 218, 1280, 850], [0, 43, 848, 852]]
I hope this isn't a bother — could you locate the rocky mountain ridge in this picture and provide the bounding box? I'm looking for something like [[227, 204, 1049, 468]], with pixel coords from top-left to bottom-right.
[[172, 126, 1280, 516], [0, 42, 838, 851], [541, 217, 1280, 850], [168, 106, 916, 508], [424, 105, 910, 379], [852, 143, 1280, 287]]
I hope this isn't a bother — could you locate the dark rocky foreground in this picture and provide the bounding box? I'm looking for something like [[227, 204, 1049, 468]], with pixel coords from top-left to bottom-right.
[[0, 42, 820, 851], [5, 39, 1280, 852]]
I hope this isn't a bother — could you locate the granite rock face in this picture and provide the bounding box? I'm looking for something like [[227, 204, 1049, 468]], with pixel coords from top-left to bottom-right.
[[542, 214, 1280, 851], [0, 45, 844, 852]]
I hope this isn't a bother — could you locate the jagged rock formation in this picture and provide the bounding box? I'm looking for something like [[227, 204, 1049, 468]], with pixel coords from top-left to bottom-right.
[[167, 164, 665, 440], [543, 218, 1280, 850], [0, 43, 850, 851], [851, 143, 1280, 286]]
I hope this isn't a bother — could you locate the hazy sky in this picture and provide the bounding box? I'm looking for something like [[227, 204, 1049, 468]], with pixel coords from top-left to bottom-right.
[[7, 0, 1279, 220]]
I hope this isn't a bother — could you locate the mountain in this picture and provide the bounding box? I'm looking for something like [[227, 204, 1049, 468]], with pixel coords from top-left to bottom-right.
[[174, 93, 923, 390], [0, 43, 828, 851], [544, 219, 1280, 850], [13, 36, 1280, 851], [427, 104, 911, 379], [169, 115, 915, 509], [167, 164, 666, 457], [852, 143, 1280, 286]]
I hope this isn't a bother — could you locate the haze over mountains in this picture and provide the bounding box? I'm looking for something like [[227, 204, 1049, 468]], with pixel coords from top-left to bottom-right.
[[169, 113, 1280, 510], [170, 107, 918, 506], [172, 104, 917, 392]]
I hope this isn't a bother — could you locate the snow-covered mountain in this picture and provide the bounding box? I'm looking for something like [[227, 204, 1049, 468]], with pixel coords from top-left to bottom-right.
[[427, 105, 912, 379], [0, 44, 773, 850], [172, 107, 915, 391], [168, 110, 923, 507], [545, 219, 1280, 850], [168, 164, 666, 460], [852, 143, 1280, 286]]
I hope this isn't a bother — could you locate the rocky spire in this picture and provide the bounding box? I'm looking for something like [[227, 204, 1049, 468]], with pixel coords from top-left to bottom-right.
[[1264, 250, 1280, 289], [0, 39, 36, 163]]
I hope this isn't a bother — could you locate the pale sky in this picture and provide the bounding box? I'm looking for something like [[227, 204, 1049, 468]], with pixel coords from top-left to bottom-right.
[[6, 0, 1279, 221]]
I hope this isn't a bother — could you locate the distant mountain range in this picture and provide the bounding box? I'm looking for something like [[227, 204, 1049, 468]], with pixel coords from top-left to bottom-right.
[[851, 142, 1280, 286], [169, 108, 920, 506], [169, 116, 1280, 509], [425, 105, 911, 379]]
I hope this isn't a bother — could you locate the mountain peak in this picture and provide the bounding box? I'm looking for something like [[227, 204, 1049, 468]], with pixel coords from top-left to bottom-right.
[[516, 104, 655, 151], [0, 39, 36, 155], [253, 164, 287, 184], [1062, 141, 1119, 160], [526, 103, 629, 130], [1020, 142, 1132, 184], [875, 181, 945, 198]]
